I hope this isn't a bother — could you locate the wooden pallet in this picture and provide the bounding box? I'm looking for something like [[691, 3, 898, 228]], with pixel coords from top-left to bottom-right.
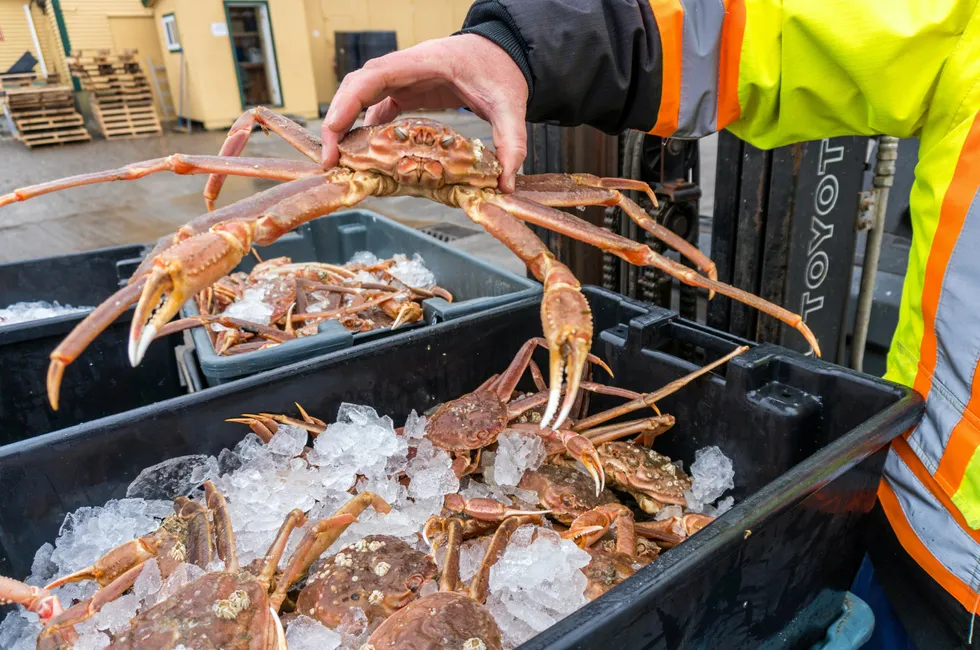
[[68, 50, 162, 139], [0, 73, 39, 91], [93, 103, 162, 140], [2, 83, 91, 148]]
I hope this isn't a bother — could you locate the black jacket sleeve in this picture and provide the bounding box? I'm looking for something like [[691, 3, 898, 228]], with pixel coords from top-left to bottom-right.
[[459, 0, 663, 134]]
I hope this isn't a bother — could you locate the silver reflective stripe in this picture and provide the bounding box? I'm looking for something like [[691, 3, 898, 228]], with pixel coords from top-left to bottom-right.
[[909, 186, 980, 471], [884, 448, 980, 591], [675, 0, 725, 137]]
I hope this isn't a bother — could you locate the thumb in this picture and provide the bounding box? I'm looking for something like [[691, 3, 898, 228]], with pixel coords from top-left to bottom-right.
[[488, 106, 527, 193]]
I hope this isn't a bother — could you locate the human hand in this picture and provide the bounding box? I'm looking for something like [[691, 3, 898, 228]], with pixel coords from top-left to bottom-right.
[[320, 34, 529, 192]]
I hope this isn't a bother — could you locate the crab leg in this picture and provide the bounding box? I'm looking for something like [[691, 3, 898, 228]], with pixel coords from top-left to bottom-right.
[[514, 173, 717, 284], [292, 492, 392, 579], [132, 176, 330, 281], [506, 381, 641, 418], [0, 155, 324, 209], [269, 512, 358, 610], [456, 195, 593, 431], [0, 576, 63, 621], [205, 107, 324, 209], [41, 563, 144, 642], [129, 177, 379, 367], [155, 315, 296, 342], [583, 415, 676, 446], [635, 513, 714, 547], [489, 336, 613, 401], [442, 494, 549, 522], [573, 345, 748, 431], [486, 192, 820, 357], [468, 516, 523, 603], [255, 509, 308, 593], [44, 178, 336, 410]]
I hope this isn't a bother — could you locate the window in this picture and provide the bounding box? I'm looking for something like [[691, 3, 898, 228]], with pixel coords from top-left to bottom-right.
[[162, 14, 181, 52]]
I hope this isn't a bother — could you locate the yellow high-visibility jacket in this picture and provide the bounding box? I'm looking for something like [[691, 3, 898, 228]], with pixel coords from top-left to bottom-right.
[[648, 0, 980, 620], [463, 0, 980, 625]]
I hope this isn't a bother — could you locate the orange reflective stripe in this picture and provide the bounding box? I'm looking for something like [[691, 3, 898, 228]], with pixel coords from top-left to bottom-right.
[[939, 364, 980, 495], [879, 476, 978, 611], [716, 0, 745, 130], [913, 113, 980, 400], [648, 0, 684, 137], [894, 438, 980, 544]]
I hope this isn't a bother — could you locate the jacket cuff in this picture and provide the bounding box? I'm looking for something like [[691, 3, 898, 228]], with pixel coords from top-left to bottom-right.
[[458, 2, 534, 100]]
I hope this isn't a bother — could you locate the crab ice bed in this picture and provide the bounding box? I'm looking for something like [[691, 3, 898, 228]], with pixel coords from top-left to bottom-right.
[[204, 251, 439, 340], [0, 404, 735, 650], [0, 301, 92, 327]]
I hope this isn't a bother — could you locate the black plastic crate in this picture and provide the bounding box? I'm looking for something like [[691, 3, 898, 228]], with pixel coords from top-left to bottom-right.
[[0, 287, 921, 648], [181, 208, 540, 385], [0, 245, 189, 441]]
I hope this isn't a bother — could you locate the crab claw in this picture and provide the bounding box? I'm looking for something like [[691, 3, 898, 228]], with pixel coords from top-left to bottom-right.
[[539, 270, 594, 431], [391, 300, 423, 329], [129, 226, 251, 367], [540, 428, 604, 495], [559, 525, 606, 547], [0, 576, 63, 622]]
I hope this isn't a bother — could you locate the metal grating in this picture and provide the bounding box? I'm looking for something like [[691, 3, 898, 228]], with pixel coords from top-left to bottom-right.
[[417, 222, 482, 243]]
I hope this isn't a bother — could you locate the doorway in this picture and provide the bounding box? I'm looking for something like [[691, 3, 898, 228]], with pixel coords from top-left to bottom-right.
[[225, 2, 283, 107]]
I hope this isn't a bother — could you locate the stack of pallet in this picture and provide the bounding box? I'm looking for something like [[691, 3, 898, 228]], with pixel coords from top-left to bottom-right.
[[67, 49, 162, 140], [0, 74, 90, 148]]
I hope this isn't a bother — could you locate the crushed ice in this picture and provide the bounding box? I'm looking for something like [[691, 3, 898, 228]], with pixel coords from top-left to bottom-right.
[[388, 253, 436, 289], [492, 432, 546, 487], [216, 285, 273, 327], [487, 525, 591, 650], [684, 445, 736, 514], [0, 402, 735, 649], [0, 300, 91, 326]]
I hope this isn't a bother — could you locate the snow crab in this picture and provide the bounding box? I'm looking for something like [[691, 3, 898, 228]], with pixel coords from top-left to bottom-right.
[[293, 534, 438, 629], [0, 486, 388, 650], [365, 516, 524, 650], [156, 255, 454, 356], [0, 108, 819, 413]]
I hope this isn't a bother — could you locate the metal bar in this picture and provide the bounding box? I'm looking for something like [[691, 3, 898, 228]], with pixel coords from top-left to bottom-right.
[[23, 4, 48, 78], [851, 136, 898, 371]]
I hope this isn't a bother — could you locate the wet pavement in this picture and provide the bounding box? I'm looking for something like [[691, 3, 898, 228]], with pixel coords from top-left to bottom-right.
[[0, 109, 716, 275]]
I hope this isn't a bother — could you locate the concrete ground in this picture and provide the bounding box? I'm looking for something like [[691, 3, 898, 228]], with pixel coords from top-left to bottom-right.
[[0, 110, 716, 276]]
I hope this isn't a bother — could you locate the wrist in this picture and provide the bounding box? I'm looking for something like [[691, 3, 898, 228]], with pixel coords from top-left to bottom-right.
[[457, 2, 533, 101]]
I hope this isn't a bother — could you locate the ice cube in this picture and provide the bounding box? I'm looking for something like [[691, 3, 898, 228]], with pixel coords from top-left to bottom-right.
[[684, 446, 735, 513], [389, 253, 436, 289], [265, 424, 308, 458], [654, 504, 684, 521], [92, 593, 139, 634], [73, 629, 110, 650], [337, 607, 370, 649], [487, 525, 590, 650], [286, 616, 342, 650], [127, 455, 217, 500], [133, 559, 163, 607], [0, 610, 42, 650], [221, 285, 273, 325], [346, 251, 380, 267], [493, 432, 546, 487]]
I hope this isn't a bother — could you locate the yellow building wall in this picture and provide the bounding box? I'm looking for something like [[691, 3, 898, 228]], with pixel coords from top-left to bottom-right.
[[56, 0, 153, 53], [303, 0, 473, 105], [0, 0, 65, 81], [151, 0, 318, 131]]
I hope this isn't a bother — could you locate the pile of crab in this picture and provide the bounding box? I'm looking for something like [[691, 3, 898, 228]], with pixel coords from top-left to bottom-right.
[[158, 251, 452, 357], [0, 338, 742, 650]]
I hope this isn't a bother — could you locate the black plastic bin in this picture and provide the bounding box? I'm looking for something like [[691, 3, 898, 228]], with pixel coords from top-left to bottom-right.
[[0, 245, 190, 442], [181, 208, 540, 386], [0, 287, 921, 648]]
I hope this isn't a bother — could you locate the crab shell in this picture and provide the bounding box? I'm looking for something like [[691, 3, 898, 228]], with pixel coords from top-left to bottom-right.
[[107, 570, 281, 650], [365, 590, 502, 650], [425, 391, 508, 452], [518, 463, 619, 525], [295, 535, 437, 628], [597, 441, 691, 514]]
